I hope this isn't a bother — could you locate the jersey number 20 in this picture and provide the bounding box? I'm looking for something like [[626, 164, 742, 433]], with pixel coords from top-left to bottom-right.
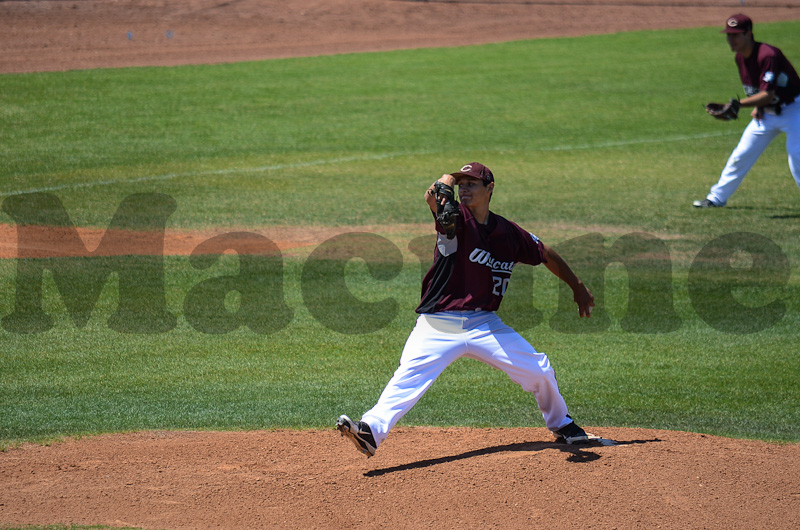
[[492, 276, 509, 297]]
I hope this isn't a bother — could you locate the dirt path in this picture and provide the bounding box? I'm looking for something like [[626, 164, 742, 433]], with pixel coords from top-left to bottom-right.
[[2, 0, 799, 73], [1, 1, 799, 528]]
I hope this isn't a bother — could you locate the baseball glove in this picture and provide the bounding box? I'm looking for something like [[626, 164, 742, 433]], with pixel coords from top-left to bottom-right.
[[705, 98, 740, 120], [433, 181, 460, 239]]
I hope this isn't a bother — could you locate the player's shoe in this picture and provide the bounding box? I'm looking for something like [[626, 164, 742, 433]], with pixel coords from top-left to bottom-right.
[[554, 420, 591, 445], [336, 414, 377, 457], [693, 199, 723, 208]]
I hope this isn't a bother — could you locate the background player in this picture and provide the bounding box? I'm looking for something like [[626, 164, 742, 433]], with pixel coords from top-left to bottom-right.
[[694, 14, 800, 208], [337, 163, 601, 457]]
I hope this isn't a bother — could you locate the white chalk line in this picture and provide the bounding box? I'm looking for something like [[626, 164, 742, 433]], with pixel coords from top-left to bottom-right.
[[531, 131, 736, 151], [1, 151, 424, 197], [2, 131, 736, 196]]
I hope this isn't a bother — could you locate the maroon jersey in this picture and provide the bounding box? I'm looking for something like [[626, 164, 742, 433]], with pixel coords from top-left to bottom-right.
[[736, 42, 800, 109], [416, 203, 546, 314]]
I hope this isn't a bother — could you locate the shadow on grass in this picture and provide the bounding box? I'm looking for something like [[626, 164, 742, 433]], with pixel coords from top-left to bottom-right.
[[364, 437, 662, 477], [768, 213, 800, 219], [724, 205, 800, 219]]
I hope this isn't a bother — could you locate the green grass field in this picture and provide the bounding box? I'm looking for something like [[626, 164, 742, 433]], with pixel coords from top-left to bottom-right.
[[1, 22, 799, 449]]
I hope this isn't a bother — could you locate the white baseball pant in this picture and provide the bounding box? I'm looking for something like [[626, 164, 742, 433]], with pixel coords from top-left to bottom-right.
[[708, 101, 800, 206], [360, 311, 572, 448]]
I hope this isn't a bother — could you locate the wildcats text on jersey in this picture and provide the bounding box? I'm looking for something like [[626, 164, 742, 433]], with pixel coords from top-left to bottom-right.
[[468, 247, 515, 274]]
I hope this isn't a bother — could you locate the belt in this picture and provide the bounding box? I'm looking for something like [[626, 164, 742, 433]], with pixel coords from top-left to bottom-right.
[[765, 100, 793, 115]]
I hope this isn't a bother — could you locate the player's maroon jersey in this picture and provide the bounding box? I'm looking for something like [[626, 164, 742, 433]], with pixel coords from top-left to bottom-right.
[[736, 42, 800, 109], [416, 203, 546, 314]]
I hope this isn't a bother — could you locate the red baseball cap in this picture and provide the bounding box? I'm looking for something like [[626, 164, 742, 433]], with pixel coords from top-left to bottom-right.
[[452, 162, 494, 184], [721, 14, 752, 34]]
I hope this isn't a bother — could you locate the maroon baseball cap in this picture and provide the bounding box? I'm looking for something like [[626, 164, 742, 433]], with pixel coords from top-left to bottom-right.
[[452, 162, 494, 184], [721, 14, 752, 34]]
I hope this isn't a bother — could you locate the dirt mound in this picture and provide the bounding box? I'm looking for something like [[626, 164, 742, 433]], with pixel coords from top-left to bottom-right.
[[1, 428, 798, 529]]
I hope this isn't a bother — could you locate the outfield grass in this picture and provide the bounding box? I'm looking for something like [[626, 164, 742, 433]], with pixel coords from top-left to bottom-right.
[[1, 22, 799, 447]]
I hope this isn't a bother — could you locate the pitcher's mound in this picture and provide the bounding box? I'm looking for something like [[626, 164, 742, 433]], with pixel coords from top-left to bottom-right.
[[1, 427, 798, 528]]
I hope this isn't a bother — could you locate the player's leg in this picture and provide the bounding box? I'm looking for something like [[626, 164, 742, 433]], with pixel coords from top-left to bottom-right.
[[359, 313, 465, 448], [781, 103, 800, 190], [463, 314, 594, 444], [462, 312, 571, 432], [706, 117, 781, 206]]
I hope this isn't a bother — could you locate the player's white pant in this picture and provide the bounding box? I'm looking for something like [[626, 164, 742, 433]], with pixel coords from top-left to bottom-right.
[[360, 311, 572, 448], [708, 101, 800, 206]]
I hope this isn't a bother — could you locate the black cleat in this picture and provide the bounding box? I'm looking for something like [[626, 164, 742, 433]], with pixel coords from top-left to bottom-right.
[[336, 414, 377, 457], [693, 199, 722, 208], [554, 420, 591, 445]]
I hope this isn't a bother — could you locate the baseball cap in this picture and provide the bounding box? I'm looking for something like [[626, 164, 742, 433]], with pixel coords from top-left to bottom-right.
[[721, 14, 752, 34], [451, 162, 494, 184]]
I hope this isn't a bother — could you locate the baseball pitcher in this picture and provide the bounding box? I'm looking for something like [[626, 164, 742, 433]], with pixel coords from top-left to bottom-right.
[[337, 163, 605, 457]]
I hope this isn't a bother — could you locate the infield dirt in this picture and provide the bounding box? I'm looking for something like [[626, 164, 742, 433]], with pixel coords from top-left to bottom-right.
[[1, 1, 799, 528]]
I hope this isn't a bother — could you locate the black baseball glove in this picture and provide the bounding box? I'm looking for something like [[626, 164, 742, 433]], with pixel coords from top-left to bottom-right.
[[433, 181, 460, 239], [705, 97, 740, 120]]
